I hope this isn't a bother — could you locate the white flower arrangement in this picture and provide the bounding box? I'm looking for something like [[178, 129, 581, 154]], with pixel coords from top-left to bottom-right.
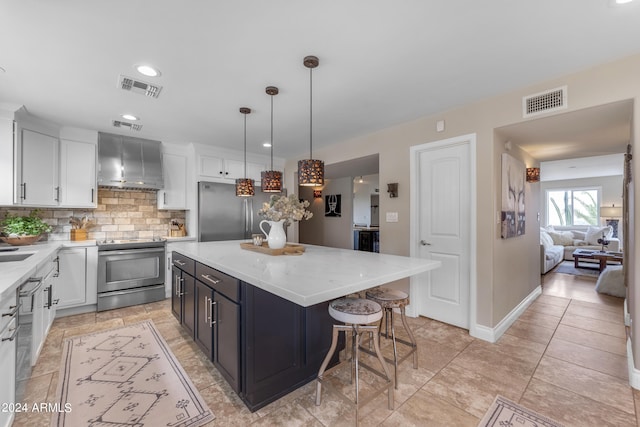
[[258, 194, 313, 226]]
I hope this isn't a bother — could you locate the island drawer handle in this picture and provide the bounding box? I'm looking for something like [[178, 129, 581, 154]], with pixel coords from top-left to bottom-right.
[[174, 260, 186, 266], [201, 274, 221, 285]]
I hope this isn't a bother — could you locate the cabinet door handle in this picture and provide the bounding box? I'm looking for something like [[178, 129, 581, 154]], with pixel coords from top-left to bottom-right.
[[54, 256, 60, 277], [164, 192, 167, 205], [174, 275, 179, 296], [91, 188, 94, 203], [55, 186, 60, 202], [2, 305, 19, 318], [179, 277, 185, 296], [21, 183, 26, 200], [201, 274, 220, 285], [203, 296, 209, 325], [210, 300, 217, 327], [1, 325, 19, 342]]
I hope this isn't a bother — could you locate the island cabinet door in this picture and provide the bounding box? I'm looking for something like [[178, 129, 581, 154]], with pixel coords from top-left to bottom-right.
[[195, 280, 214, 359], [213, 292, 240, 393], [241, 283, 304, 410], [182, 273, 196, 338]]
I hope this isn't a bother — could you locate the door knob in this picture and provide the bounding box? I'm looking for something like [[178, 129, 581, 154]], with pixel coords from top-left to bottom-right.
[[420, 240, 432, 246]]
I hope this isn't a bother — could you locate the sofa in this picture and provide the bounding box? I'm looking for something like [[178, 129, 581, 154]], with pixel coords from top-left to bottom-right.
[[540, 225, 620, 274]]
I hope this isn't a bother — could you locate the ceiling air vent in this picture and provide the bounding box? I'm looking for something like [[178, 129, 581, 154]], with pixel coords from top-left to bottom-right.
[[117, 74, 162, 98], [523, 86, 567, 118], [112, 120, 142, 131]]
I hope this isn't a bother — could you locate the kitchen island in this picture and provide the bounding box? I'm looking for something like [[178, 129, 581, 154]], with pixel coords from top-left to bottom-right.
[[169, 240, 440, 411]]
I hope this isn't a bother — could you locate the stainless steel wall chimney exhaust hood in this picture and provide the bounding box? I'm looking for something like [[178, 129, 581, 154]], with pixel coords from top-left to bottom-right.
[[98, 132, 164, 190]]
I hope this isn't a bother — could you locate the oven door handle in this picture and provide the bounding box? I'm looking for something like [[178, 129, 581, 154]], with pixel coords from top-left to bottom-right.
[[99, 247, 165, 256]]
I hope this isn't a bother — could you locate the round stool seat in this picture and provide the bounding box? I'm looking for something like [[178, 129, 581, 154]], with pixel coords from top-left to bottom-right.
[[366, 287, 409, 309], [329, 298, 383, 324]]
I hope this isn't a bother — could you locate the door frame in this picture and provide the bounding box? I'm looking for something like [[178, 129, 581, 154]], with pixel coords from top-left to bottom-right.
[[408, 133, 478, 336]]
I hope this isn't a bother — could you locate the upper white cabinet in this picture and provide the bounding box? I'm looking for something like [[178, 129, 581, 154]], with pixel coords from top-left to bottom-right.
[[59, 139, 97, 207], [0, 117, 15, 205], [199, 154, 265, 185], [158, 152, 187, 210], [18, 129, 59, 206]]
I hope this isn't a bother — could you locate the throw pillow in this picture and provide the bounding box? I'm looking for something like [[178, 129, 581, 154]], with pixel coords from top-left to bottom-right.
[[571, 230, 586, 240], [585, 226, 613, 245], [540, 231, 554, 249], [547, 230, 574, 246]]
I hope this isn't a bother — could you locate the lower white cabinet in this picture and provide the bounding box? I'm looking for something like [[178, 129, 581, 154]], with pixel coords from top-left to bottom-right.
[[55, 246, 98, 309], [0, 291, 18, 427]]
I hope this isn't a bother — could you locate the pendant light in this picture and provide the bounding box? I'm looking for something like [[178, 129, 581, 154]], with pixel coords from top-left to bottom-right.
[[261, 86, 282, 192], [236, 107, 255, 197], [298, 55, 324, 186]]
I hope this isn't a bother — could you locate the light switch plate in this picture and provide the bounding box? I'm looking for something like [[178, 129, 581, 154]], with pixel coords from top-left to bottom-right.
[[386, 212, 398, 222]]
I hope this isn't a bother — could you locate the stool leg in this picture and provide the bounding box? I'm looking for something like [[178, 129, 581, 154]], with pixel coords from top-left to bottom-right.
[[316, 325, 341, 406], [389, 309, 399, 389], [354, 327, 361, 406], [371, 327, 394, 410], [400, 306, 418, 369], [350, 325, 358, 384]]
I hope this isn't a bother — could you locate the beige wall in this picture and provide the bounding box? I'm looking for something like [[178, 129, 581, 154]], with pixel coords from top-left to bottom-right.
[[299, 177, 353, 249], [285, 54, 640, 338]]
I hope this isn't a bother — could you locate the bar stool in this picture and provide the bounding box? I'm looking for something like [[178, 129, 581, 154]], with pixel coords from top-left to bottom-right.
[[364, 287, 417, 389], [316, 297, 394, 421]]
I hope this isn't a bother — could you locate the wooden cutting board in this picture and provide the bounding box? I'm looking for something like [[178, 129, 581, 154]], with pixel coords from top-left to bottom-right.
[[239, 242, 305, 256]]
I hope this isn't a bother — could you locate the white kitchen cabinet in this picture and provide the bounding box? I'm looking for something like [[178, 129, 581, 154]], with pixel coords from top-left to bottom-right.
[[0, 117, 14, 206], [59, 138, 97, 207], [0, 290, 18, 427], [55, 246, 98, 310], [158, 152, 187, 210], [18, 129, 59, 206], [199, 154, 265, 185]]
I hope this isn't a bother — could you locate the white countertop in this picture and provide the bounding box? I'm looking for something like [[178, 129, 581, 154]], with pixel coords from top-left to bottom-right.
[[169, 240, 441, 307], [0, 242, 62, 299]]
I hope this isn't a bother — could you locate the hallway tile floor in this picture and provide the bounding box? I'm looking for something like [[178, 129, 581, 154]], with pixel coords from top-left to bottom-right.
[[13, 271, 636, 426]]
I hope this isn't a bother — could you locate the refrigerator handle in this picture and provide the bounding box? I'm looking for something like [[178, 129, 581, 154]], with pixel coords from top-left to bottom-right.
[[249, 199, 254, 232], [244, 198, 250, 237]]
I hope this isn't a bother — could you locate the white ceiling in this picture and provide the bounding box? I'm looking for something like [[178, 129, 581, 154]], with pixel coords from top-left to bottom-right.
[[1, 1, 640, 160]]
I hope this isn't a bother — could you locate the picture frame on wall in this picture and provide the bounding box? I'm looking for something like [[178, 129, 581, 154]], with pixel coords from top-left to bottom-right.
[[501, 153, 526, 239], [325, 194, 341, 217]]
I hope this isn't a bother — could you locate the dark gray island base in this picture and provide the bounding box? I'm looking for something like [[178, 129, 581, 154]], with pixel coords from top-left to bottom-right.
[[171, 251, 342, 411]]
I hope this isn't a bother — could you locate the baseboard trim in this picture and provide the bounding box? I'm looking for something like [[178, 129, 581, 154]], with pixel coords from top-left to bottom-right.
[[470, 285, 542, 343], [627, 339, 640, 390]]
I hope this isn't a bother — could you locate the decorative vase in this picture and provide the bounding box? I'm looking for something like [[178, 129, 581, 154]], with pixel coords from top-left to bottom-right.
[[259, 219, 286, 249]]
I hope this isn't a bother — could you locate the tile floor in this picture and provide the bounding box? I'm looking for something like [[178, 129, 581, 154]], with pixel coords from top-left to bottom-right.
[[13, 269, 637, 426]]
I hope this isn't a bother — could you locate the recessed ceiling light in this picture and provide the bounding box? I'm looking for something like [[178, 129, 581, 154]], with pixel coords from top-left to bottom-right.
[[0, 67, 5, 73], [616, 0, 633, 3], [135, 64, 161, 77], [121, 114, 139, 121], [263, 141, 272, 148]]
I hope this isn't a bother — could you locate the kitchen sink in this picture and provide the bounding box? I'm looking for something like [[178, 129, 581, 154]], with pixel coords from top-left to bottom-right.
[[0, 253, 34, 262]]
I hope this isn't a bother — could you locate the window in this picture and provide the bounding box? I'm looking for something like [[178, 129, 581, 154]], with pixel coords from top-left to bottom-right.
[[546, 188, 599, 226]]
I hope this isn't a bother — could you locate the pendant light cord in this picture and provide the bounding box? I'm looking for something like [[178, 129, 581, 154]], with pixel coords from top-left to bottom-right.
[[309, 65, 313, 159], [270, 93, 274, 170], [243, 113, 247, 177]]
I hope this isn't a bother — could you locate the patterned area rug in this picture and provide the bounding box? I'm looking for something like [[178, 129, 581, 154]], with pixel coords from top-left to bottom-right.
[[478, 395, 564, 427], [554, 261, 599, 277], [51, 320, 214, 427]]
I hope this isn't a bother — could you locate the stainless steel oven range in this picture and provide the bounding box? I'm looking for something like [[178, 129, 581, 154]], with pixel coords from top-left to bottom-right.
[[97, 239, 166, 311]]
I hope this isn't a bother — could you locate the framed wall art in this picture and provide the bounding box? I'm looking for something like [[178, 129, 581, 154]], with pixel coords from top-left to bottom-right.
[[501, 153, 526, 239]]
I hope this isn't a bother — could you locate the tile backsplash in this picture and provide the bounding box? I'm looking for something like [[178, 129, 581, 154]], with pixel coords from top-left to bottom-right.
[[0, 188, 187, 241]]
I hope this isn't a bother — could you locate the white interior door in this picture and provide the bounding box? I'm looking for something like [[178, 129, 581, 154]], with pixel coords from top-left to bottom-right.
[[410, 136, 472, 329]]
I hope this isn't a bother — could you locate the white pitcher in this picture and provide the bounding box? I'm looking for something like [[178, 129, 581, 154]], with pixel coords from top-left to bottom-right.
[[259, 219, 287, 249]]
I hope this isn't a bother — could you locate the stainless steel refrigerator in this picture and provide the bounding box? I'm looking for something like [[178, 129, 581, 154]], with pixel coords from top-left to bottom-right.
[[198, 181, 282, 242]]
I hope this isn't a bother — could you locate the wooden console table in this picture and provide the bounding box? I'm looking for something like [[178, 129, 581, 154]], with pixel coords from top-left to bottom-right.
[[572, 249, 623, 272]]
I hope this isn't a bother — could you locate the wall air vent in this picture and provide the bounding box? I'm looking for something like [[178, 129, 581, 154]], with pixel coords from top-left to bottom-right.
[[117, 74, 162, 98], [523, 86, 567, 118], [112, 120, 142, 131]]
